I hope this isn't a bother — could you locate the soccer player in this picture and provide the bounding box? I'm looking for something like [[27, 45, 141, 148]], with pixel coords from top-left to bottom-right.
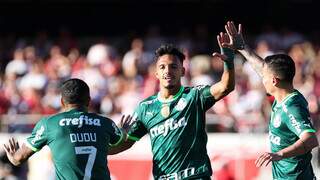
[[223, 21, 319, 179], [3, 78, 132, 180], [109, 33, 235, 179]]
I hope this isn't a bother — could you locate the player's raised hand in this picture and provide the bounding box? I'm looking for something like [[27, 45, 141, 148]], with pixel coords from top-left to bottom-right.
[[119, 115, 134, 133], [224, 21, 245, 50], [212, 32, 230, 61], [217, 32, 231, 49], [3, 137, 20, 163], [255, 152, 283, 167]]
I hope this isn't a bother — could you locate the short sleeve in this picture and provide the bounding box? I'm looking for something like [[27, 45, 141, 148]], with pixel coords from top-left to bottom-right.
[[127, 106, 148, 141], [108, 121, 124, 147], [196, 85, 215, 111], [284, 105, 316, 137], [26, 118, 48, 152]]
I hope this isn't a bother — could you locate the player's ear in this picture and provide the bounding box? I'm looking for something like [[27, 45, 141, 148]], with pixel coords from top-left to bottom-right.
[[181, 67, 185, 76], [155, 67, 160, 79], [61, 98, 65, 108], [272, 76, 280, 86], [86, 96, 91, 107]]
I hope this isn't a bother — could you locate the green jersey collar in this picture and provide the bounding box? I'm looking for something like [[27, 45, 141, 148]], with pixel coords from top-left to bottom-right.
[[157, 86, 184, 103], [274, 90, 299, 108], [67, 106, 88, 113]]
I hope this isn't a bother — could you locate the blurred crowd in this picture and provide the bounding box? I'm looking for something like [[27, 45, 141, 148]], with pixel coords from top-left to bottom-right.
[[0, 26, 320, 134]]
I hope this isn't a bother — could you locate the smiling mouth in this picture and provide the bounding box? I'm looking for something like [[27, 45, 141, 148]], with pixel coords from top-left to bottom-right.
[[164, 76, 174, 80]]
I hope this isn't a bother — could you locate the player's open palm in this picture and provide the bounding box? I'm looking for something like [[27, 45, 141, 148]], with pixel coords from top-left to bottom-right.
[[119, 115, 134, 133], [212, 32, 230, 61], [3, 137, 20, 163], [255, 152, 282, 167], [224, 21, 245, 50]]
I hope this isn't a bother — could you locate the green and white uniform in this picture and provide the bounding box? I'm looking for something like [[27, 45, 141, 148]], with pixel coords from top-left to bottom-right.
[[269, 90, 316, 180], [26, 108, 124, 180], [128, 86, 215, 180]]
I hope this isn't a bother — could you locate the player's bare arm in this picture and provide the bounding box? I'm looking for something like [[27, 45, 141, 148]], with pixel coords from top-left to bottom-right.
[[210, 32, 235, 101], [255, 131, 319, 167], [225, 21, 264, 77], [3, 137, 34, 166], [108, 115, 136, 155], [277, 131, 318, 159]]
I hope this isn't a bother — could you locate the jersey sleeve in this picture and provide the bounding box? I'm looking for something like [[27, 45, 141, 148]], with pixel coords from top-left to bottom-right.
[[127, 105, 148, 141], [26, 118, 48, 152], [284, 104, 316, 137], [108, 121, 124, 147], [196, 85, 215, 111]]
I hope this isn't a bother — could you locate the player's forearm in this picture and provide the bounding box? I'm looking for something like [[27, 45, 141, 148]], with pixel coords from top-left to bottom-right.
[[238, 45, 264, 77], [108, 140, 134, 155], [219, 67, 235, 96], [219, 48, 235, 95], [277, 133, 319, 159], [210, 48, 235, 101]]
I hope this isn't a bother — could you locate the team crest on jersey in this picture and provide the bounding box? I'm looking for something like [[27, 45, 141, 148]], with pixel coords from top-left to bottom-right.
[[175, 98, 187, 111], [31, 125, 45, 145], [161, 104, 170, 118], [273, 115, 281, 128]]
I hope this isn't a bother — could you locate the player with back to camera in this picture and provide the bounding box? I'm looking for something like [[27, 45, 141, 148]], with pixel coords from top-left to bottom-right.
[[3, 78, 132, 180]]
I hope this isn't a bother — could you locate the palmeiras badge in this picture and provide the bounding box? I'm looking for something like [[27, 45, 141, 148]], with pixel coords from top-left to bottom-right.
[[161, 104, 170, 118], [175, 98, 187, 111]]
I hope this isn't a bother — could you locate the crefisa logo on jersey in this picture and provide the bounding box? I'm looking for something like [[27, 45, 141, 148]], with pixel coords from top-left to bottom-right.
[[150, 117, 187, 138], [59, 115, 101, 128], [175, 98, 187, 111], [273, 115, 281, 128]]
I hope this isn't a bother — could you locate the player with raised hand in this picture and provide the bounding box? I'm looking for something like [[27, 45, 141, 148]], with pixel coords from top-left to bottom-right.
[[224, 21, 319, 179], [3, 78, 133, 180], [109, 31, 235, 179]]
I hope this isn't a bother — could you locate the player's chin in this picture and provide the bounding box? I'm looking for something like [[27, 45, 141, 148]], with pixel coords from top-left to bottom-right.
[[164, 83, 176, 89]]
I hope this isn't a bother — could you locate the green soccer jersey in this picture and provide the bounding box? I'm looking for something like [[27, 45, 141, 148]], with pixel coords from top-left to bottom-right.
[[269, 90, 316, 180], [128, 86, 215, 180], [26, 108, 124, 180]]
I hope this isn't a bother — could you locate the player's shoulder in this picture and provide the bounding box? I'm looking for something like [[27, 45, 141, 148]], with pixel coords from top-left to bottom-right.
[[139, 94, 158, 106], [189, 85, 210, 92], [184, 85, 209, 96], [282, 91, 308, 113], [86, 112, 112, 123]]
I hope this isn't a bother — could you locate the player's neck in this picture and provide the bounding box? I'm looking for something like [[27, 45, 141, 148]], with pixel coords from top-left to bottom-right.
[[274, 86, 295, 103], [63, 104, 88, 112], [159, 86, 182, 100]]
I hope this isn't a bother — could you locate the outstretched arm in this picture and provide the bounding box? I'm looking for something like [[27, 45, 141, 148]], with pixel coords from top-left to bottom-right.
[[255, 132, 319, 167], [108, 140, 135, 155], [224, 21, 264, 77], [3, 138, 35, 166], [210, 32, 235, 101], [108, 115, 136, 155]]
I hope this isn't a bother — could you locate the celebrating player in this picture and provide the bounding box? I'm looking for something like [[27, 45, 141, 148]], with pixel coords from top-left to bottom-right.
[[224, 21, 319, 179], [3, 78, 132, 180], [109, 32, 235, 179]]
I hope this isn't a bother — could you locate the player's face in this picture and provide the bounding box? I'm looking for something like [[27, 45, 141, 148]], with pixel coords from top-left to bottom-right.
[[262, 65, 276, 95], [155, 54, 185, 89]]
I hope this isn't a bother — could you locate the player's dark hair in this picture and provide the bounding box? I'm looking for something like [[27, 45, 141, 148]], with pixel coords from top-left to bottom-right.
[[60, 78, 90, 105], [154, 44, 185, 63], [264, 54, 295, 83]]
